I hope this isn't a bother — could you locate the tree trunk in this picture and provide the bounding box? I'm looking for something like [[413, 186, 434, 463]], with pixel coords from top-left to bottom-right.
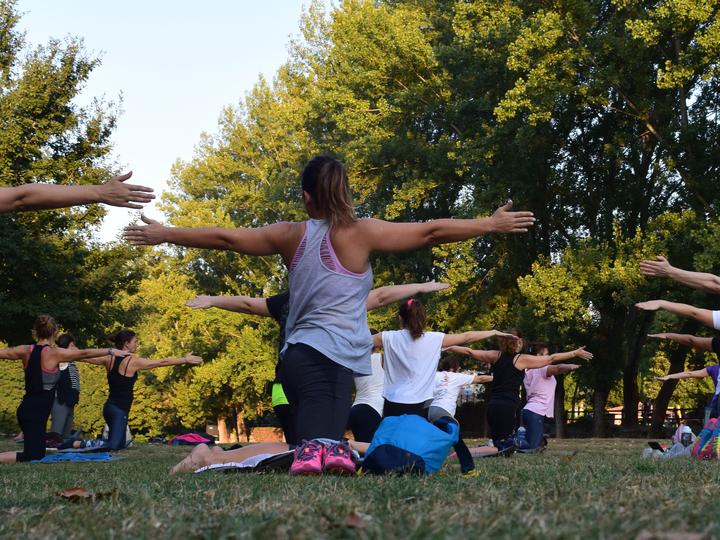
[[622, 312, 652, 427], [217, 415, 231, 444], [554, 374, 566, 439], [235, 407, 248, 442], [592, 388, 609, 438]]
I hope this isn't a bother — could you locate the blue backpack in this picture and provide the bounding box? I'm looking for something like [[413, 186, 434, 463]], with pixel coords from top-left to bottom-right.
[[361, 414, 459, 475]]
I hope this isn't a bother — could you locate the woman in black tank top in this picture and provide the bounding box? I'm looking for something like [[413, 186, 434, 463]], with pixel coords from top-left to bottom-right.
[[61, 329, 202, 451], [0, 315, 127, 464], [446, 329, 593, 455]]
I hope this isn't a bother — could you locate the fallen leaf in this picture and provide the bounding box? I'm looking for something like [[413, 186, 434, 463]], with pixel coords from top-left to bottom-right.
[[493, 475, 509, 482], [345, 511, 371, 529], [635, 531, 707, 540], [58, 487, 93, 500], [57, 486, 115, 502]]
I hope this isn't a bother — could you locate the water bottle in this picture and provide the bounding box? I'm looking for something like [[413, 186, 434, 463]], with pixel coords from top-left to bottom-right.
[[516, 426, 527, 447]]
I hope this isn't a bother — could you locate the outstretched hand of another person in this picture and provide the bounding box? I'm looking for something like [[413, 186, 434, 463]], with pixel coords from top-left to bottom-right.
[[573, 346, 593, 361], [124, 214, 166, 245], [635, 300, 664, 311], [99, 172, 155, 209], [654, 375, 671, 382], [184, 353, 203, 366], [639, 256, 672, 278], [185, 296, 213, 310], [489, 200, 536, 233], [647, 333, 670, 340], [418, 281, 451, 293], [494, 330, 519, 339]]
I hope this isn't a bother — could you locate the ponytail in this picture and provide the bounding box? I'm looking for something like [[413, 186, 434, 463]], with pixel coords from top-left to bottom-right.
[[399, 298, 426, 339], [301, 155, 356, 228]]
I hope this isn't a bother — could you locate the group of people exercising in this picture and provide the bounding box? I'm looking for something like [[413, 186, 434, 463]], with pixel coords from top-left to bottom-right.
[[1, 158, 717, 475]]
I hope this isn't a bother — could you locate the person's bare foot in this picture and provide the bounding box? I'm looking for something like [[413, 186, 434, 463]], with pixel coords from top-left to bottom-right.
[[170, 443, 212, 475]]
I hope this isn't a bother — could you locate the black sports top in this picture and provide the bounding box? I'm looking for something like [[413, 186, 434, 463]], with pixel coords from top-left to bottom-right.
[[24, 344, 58, 395], [489, 352, 525, 403], [107, 355, 137, 412]]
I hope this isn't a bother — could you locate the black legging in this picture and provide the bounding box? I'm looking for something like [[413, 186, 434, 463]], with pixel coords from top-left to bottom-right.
[[279, 343, 354, 444], [382, 399, 429, 419], [16, 392, 54, 462], [348, 404, 382, 442], [274, 404, 296, 444], [486, 398, 519, 444]]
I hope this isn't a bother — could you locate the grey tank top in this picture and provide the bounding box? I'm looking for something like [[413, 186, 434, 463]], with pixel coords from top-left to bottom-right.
[[283, 219, 374, 375]]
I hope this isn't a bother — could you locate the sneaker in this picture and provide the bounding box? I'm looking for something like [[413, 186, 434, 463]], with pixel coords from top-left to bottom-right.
[[289, 440, 325, 475], [323, 440, 356, 475], [692, 418, 717, 458]]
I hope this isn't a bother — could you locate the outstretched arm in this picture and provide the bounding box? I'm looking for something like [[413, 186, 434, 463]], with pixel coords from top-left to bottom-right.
[[473, 374, 494, 384], [124, 215, 296, 259], [640, 256, 720, 294], [515, 347, 593, 370], [647, 333, 714, 351], [655, 368, 709, 382], [442, 330, 516, 348], [0, 345, 31, 360], [366, 281, 450, 311], [0, 172, 154, 213], [186, 295, 271, 317], [358, 201, 535, 253], [134, 354, 203, 370], [546, 364, 581, 377], [444, 345, 501, 364], [55, 348, 125, 363], [635, 300, 715, 329]]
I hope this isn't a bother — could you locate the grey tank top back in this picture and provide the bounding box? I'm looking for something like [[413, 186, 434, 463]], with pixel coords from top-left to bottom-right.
[[283, 219, 374, 375]]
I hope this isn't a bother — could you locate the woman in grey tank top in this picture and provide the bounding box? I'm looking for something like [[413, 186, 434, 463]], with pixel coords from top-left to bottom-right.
[[125, 155, 535, 474]]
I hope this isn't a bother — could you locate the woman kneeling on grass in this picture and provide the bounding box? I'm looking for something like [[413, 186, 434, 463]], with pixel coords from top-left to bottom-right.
[[125, 154, 534, 475], [0, 316, 129, 463], [446, 331, 593, 455], [60, 329, 202, 451]]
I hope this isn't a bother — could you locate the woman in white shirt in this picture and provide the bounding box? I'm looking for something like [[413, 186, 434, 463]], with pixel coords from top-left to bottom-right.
[[348, 330, 385, 442], [373, 298, 511, 419]]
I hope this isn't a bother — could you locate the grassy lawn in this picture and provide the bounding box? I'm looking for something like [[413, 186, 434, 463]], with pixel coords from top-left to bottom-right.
[[0, 438, 717, 539]]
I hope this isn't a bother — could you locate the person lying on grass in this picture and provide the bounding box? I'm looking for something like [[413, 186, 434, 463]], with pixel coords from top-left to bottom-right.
[[170, 440, 371, 475], [650, 333, 720, 418], [60, 329, 202, 451], [0, 315, 129, 464], [0, 172, 153, 213], [186, 280, 449, 445], [446, 334, 593, 454]]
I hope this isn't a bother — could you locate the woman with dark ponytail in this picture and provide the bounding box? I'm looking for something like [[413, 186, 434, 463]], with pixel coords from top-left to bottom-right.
[[125, 154, 535, 475], [0, 316, 128, 463], [61, 329, 202, 451], [374, 298, 513, 418]]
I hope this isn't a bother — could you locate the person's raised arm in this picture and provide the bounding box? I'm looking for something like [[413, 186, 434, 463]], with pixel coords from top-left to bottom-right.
[[366, 281, 450, 311], [546, 364, 581, 377], [515, 347, 593, 370], [357, 200, 535, 253], [443, 345, 501, 364], [647, 333, 714, 351], [52, 348, 125, 364], [635, 300, 715, 329], [655, 368, 709, 382], [640, 256, 720, 294], [124, 216, 299, 262], [185, 295, 271, 317], [441, 330, 516, 348], [133, 353, 203, 371], [0, 345, 31, 361], [0, 172, 154, 213]]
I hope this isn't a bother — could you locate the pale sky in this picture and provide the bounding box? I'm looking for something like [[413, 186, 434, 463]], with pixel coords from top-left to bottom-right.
[[17, 1, 328, 241]]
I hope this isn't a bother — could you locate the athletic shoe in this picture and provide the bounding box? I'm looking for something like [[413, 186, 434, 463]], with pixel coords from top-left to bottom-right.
[[289, 440, 325, 475], [323, 440, 356, 475]]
